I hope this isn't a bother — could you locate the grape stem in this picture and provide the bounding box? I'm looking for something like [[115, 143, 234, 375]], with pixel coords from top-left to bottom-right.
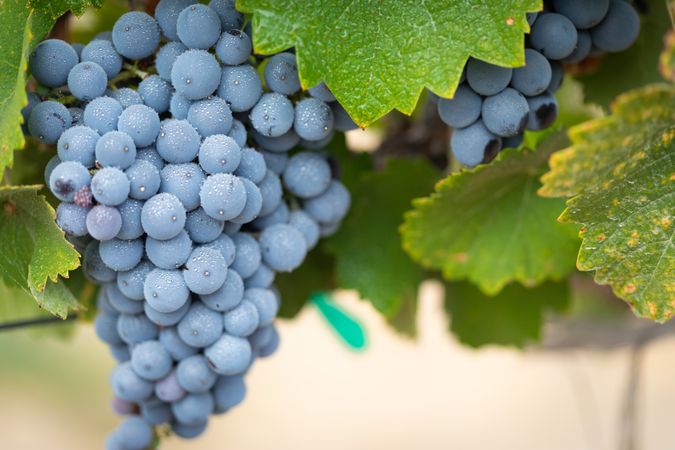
[[0, 315, 77, 332]]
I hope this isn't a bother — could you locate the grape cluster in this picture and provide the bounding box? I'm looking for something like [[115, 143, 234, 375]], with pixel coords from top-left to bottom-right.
[[439, 0, 640, 167], [23, 1, 354, 448]]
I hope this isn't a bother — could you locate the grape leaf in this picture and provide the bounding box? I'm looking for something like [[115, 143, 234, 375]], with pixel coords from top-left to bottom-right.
[[325, 158, 439, 317], [238, 0, 541, 126], [29, 0, 104, 18], [0, 186, 81, 318], [660, 30, 675, 83], [445, 280, 569, 348], [402, 142, 579, 295], [540, 84, 675, 322]]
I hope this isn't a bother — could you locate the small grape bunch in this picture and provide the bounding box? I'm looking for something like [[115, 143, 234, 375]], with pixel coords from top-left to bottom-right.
[[22, 0, 355, 448]]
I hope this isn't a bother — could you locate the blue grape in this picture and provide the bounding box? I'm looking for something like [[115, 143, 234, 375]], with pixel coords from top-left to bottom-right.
[[437, 84, 482, 128], [136, 146, 165, 171], [183, 246, 228, 295], [109, 345, 131, 363], [234, 147, 266, 183], [86, 205, 123, 241], [99, 238, 144, 272], [28, 101, 72, 144], [176, 355, 217, 393], [95, 312, 123, 345], [118, 105, 161, 147], [526, 91, 558, 131], [252, 129, 300, 153], [140, 398, 173, 425], [49, 160, 91, 202], [172, 420, 208, 439], [510, 49, 552, 96], [553, 0, 609, 29], [204, 334, 251, 376], [171, 392, 214, 425], [146, 229, 193, 269], [159, 327, 198, 361], [160, 163, 205, 211], [258, 223, 307, 272], [331, 102, 358, 132], [117, 261, 154, 300], [216, 30, 252, 66], [466, 58, 513, 96], [251, 201, 289, 230], [144, 298, 190, 326], [111, 88, 144, 108], [177, 301, 224, 347], [209, 0, 243, 30], [187, 97, 233, 137], [57, 203, 90, 237], [223, 300, 259, 337], [303, 180, 351, 225], [527, 12, 538, 27], [177, 4, 222, 49], [563, 30, 592, 64], [115, 416, 153, 450], [260, 150, 288, 175], [300, 130, 334, 150], [68, 107, 84, 126], [294, 98, 334, 141], [282, 152, 331, 199], [530, 13, 578, 60], [21, 93, 41, 129], [185, 208, 224, 244], [57, 125, 99, 168], [502, 133, 524, 149], [244, 288, 278, 326], [309, 82, 336, 103], [170, 93, 193, 119], [248, 324, 274, 351], [171, 50, 221, 100], [450, 120, 501, 167], [224, 222, 242, 235], [131, 340, 173, 380], [156, 119, 201, 164], [230, 178, 263, 224], [203, 233, 236, 265], [111, 362, 154, 402], [95, 131, 137, 169], [227, 119, 247, 147], [250, 93, 294, 137], [112, 199, 143, 241], [199, 173, 247, 220], [81, 39, 123, 79], [125, 160, 161, 200], [264, 52, 300, 95], [71, 43, 85, 58], [230, 232, 261, 279], [117, 313, 159, 345], [156, 42, 188, 81], [212, 376, 245, 412], [138, 75, 173, 113], [255, 170, 282, 216], [245, 263, 275, 289], [141, 193, 187, 240], [68, 62, 108, 101], [481, 88, 530, 138], [106, 283, 145, 315], [288, 210, 320, 250], [84, 241, 117, 282], [548, 61, 564, 92], [320, 218, 343, 237], [217, 65, 262, 112], [91, 167, 130, 205], [84, 96, 123, 134], [94, 31, 113, 41], [258, 325, 280, 357], [591, 0, 640, 53], [200, 270, 243, 312], [144, 268, 190, 313], [155, 0, 197, 41], [155, 370, 187, 402], [29, 39, 79, 87], [199, 135, 241, 174], [112, 12, 161, 60]]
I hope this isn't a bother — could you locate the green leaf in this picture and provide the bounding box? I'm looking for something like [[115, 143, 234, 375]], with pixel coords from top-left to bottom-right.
[[29, 0, 104, 18], [402, 142, 579, 295], [540, 84, 675, 322], [238, 0, 541, 126], [0, 186, 81, 318], [445, 280, 569, 348], [660, 30, 675, 83], [325, 158, 439, 317]]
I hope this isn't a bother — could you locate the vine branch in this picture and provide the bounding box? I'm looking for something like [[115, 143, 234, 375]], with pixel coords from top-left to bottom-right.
[[0, 315, 77, 332]]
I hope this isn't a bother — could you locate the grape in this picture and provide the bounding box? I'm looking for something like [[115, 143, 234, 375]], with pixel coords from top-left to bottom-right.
[[481, 88, 530, 138], [83, 96, 123, 134], [178, 301, 224, 347], [185, 208, 224, 244], [199, 173, 247, 220], [44, 156, 61, 187], [283, 152, 331, 198], [300, 130, 334, 150], [95, 131, 137, 169], [309, 82, 336, 102], [563, 30, 592, 65], [187, 96, 233, 136], [264, 52, 300, 96], [258, 224, 307, 272], [553, 0, 609, 29], [107, 283, 145, 315], [170, 92, 192, 119], [258, 326, 280, 357], [57, 125, 99, 168], [234, 147, 266, 183], [502, 133, 524, 150], [84, 241, 117, 282], [466, 58, 513, 96], [155, 0, 197, 41], [112, 12, 161, 60], [437, 84, 482, 128], [526, 91, 558, 131], [250, 93, 295, 137], [260, 151, 288, 175], [69, 107, 84, 126], [94, 31, 114, 41], [510, 49, 552, 96], [450, 120, 501, 167], [118, 105, 161, 148], [111, 88, 144, 109], [212, 376, 245, 412], [527, 12, 538, 27], [288, 210, 320, 250], [28, 100, 72, 144], [203, 233, 236, 266], [144, 268, 190, 313], [111, 363, 155, 402], [160, 163, 205, 211], [198, 134, 242, 174], [244, 288, 278, 327], [131, 340, 173, 380], [303, 180, 351, 225], [109, 345, 132, 363], [81, 39, 123, 79], [155, 370, 187, 402], [21, 93, 41, 129], [156, 119, 201, 164], [223, 300, 259, 337], [171, 392, 214, 425], [176, 355, 217, 393], [141, 192, 187, 240], [591, 0, 640, 53], [217, 65, 263, 112], [159, 327, 198, 361], [177, 4, 222, 50], [86, 205, 122, 241], [71, 43, 85, 58], [331, 102, 358, 132], [230, 232, 261, 279], [171, 50, 221, 100], [144, 299, 190, 326], [49, 160, 91, 202], [245, 263, 275, 289], [294, 98, 334, 141], [95, 312, 123, 345], [216, 30, 252, 66], [138, 75, 173, 113], [125, 160, 161, 201], [156, 42, 188, 80], [115, 416, 153, 450], [117, 261, 154, 300], [145, 228, 192, 269], [209, 0, 243, 31], [68, 62, 108, 101], [99, 238, 144, 271], [29, 39, 79, 87], [319, 220, 342, 238], [530, 13, 578, 60], [200, 269, 243, 312], [140, 398, 173, 425], [91, 167, 130, 206], [136, 146, 165, 171], [230, 178, 263, 224], [548, 61, 564, 92], [227, 119, 247, 147], [251, 201, 289, 230], [183, 246, 228, 295], [204, 334, 252, 375], [172, 420, 208, 439]]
